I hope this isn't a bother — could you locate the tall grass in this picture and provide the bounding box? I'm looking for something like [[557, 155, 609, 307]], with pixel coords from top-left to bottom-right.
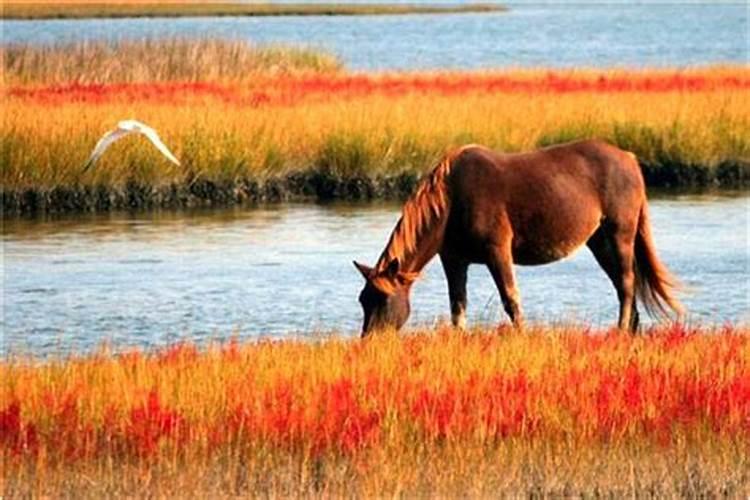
[[2, 325, 749, 496], [2, 39, 342, 85], [3, 68, 748, 196], [2, 2, 507, 20]]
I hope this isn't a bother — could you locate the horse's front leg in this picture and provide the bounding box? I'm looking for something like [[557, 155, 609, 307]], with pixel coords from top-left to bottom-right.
[[486, 242, 524, 328], [440, 253, 469, 330]]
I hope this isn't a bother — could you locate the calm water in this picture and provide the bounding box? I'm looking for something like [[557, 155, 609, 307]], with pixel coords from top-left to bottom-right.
[[2, 4, 746, 70], [2, 194, 748, 355]]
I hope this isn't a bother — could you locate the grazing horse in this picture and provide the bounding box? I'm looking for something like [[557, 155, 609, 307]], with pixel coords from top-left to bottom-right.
[[354, 139, 683, 336]]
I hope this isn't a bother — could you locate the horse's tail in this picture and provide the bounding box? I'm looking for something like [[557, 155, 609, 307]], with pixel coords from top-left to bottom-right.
[[634, 202, 684, 319]]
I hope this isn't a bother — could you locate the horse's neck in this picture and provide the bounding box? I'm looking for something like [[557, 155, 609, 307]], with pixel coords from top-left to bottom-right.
[[376, 213, 446, 275], [375, 151, 455, 277]]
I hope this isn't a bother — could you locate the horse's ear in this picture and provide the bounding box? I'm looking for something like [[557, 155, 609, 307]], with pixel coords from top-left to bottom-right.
[[384, 258, 400, 278], [353, 261, 373, 280]]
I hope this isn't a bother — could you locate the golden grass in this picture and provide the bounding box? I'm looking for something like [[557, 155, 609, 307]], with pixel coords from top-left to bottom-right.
[[2, 67, 749, 193], [1, 2, 507, 20], [1, 44, 748, 206], [2, 325, 749, 496]]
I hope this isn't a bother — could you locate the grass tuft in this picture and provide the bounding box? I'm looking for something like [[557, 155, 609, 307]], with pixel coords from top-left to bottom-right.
[[2, 39, 342, 85]]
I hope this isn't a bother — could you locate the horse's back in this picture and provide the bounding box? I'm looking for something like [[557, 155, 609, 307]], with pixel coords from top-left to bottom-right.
[[445, 140, 645, 265], [456, 138, 637, 183], [451, 139, 644, 212]]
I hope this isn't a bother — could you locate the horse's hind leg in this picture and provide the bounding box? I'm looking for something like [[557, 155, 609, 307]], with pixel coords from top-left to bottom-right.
[[587, 224, 639, 332], [485, 242, 523, 328], [440, 253, 469, 329]]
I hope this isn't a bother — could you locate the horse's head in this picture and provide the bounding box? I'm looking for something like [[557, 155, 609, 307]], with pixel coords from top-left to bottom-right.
[[353, 259, 417, 337]]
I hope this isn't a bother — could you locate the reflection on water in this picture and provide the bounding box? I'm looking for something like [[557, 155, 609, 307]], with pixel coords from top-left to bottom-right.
[[2, 194, 749, 355]]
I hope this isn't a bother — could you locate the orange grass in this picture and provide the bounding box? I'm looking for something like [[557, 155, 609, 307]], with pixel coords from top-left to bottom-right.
[[2, 324, 749, 496], [2, 67, 749, 194]]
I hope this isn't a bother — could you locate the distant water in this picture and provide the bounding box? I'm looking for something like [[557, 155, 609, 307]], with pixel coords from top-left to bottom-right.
[[2, 4, 746, 70], [2, 194, 748, 356]]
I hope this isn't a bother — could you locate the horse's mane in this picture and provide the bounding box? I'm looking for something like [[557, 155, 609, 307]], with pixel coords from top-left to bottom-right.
[[372, 145, 474, 291]]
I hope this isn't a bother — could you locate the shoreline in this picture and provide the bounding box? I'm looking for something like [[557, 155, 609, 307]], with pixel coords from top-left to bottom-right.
[[3, 160, 747, 216], [1, 3, 507, 20]]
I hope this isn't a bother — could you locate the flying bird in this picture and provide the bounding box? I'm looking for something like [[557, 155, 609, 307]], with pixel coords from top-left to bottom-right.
[[82, 119, 180, 172]]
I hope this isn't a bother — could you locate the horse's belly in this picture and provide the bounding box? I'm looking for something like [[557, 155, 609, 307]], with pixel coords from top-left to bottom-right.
[[510, 214, 600, 266], [512, 239, 587, 265]]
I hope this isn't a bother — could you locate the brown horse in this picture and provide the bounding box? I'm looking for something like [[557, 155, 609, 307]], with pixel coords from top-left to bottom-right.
[[354, 139, 683, 336]]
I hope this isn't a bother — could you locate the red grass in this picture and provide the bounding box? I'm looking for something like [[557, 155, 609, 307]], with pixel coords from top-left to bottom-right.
[[6, 70, 750, 107], [0, 402, 38, 456], [2, 325, 748, 466]]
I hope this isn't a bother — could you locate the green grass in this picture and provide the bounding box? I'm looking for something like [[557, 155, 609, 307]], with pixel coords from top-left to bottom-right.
[[1, 2, 507, 20]]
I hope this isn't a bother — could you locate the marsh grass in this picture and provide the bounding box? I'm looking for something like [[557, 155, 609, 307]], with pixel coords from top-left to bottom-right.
[[2, 2, 507, 20], [3, 82, 748, 189], [2, 39, 342, 85], [5, 439, 747, 497], [2, 65, 749, 212], [2, 325, 749, 496]]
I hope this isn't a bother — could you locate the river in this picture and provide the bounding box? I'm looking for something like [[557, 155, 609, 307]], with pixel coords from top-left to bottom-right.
[[2, 193, 748, 355], [2, 4, 746, 70]]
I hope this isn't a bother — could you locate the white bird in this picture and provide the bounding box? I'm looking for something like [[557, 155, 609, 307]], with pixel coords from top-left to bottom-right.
[[82, 119, 180, 172]]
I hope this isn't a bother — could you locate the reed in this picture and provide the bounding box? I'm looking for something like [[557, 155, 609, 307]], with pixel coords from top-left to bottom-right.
[[2, 325, 748, 496], [1, 2, 507, 20], [3, 68, 749, 194], [2, 39, 342, 85]]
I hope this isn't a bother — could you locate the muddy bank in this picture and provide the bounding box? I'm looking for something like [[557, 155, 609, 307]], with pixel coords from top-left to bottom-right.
[[2, 161, 747, 216], [640, 160, 748, 190], [1, 172, 421, 216]]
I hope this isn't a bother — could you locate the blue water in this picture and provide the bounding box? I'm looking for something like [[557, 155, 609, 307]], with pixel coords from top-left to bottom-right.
[[2, 194, 748, 356], [2, 4, 746, 70]]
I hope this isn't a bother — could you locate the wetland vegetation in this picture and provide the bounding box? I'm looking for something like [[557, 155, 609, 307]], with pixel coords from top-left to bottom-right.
[[2, 40, 748, 214], [3, 325, 749, 496]]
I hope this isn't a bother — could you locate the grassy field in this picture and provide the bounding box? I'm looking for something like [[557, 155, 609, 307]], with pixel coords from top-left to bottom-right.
[[1, 2, 507, 20], [2, 325, 748, 496], [2, 40, 749, 213]]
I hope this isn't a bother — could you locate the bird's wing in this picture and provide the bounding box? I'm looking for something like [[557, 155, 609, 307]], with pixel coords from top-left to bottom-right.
[[82, 120, 181, 173], [82, 127, 132, 172], [125, 120, 181, 166]]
